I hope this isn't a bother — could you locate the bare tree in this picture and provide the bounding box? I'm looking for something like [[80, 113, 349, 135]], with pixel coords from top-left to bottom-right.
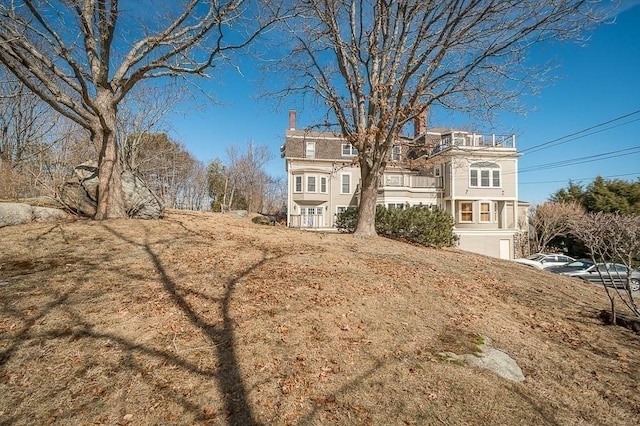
[[118, 82, 189, 173], [226, 141, 273, 213], [0, 68, 89, 199], [0, 0, 280, 219], [572, 212, 640, 324], [529, 201, 584, 253], [270, 0, 609, 237]]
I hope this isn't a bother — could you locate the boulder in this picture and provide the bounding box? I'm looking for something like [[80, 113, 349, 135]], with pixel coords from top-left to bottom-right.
[[59, 161, 163, 219], [33, 206, 70, 223], [0, 203, 70, 227], [463, 336, 525, 382], [121, 170, 163, 219], [59, 178, 98, 217], [252, 215, 275, 225], [0, 203, 33, 227]]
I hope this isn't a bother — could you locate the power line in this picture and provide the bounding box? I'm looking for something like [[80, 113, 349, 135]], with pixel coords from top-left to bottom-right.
[[518, 146, 640, 173], [521, 117, 640, 155], [519, 108, 640, 154], [520, 171, 640, 185]]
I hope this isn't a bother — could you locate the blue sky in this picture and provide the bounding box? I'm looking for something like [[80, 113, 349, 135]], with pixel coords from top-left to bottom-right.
[[167, 1, 640, 205]]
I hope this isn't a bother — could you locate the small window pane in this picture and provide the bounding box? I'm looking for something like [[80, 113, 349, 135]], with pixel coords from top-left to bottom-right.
[[307, 176, 316, 192], [480, 170, 490, 187], [306, 142, 315, 158], [492, 170, 500, 187], [480, 203, 490, 222], [295, 176, 302, 192], [461, 202, 473, 222], [341, 175, 350, 193], [391, 146, 401, 161], [320, 177, 327, 193], [470, 170, 478, 187]]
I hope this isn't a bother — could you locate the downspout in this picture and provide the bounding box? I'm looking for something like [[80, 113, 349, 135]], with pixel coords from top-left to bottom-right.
[[286, 161, 292, 227], [450, 160, 456, 223]]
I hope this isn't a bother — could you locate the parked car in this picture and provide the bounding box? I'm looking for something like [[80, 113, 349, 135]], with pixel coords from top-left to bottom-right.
[[560, 263, 640, 292], [546, 259, 595, 275], [513, 253, 575, 270]]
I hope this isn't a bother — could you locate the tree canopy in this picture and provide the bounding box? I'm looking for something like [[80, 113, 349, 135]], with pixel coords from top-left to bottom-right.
[[270, 0, 609, 236], [0, 0, 278, 218], [551, 176, 640, 215]]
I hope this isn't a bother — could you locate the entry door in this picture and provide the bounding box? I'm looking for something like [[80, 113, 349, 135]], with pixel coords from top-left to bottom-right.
[[499, 239, 511, 260]]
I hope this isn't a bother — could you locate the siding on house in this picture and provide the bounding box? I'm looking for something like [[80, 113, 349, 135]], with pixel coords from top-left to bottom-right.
[[281, 110, 527, 259]]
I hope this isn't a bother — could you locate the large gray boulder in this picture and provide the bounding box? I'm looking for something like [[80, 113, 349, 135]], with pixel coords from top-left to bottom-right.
[[0, 203, 70, 227], [33, 206, 70, 223], [0, 203, 33, 227], [121, 170, 163, 219], [59, 161, 163, 219]]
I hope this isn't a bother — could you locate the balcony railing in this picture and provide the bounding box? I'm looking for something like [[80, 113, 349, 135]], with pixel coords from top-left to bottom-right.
[[382, 174, 443, 188], [433, 133, 515, 154], [289, 214, 324, 229]]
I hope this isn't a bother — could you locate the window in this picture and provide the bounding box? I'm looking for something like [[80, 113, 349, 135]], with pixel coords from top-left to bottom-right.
[[388, 203, 405, 210], [480, 202, 491, 222], [307, 176, 316, 192], [337, 206, 348, 215], [294, 175, 302, 192], [320, 177, 327, 193], [391, 145, 401, 161], [306, 141, 316, 158], [470, 162, 500, 188], [460, 202, 473, 222], [341, 174, 351, 194], [492, 169, 500, 187], [434, 166, 441, 177], [385, 175, 402, 186], [480, 170, 490, 187], [341, 143, 358, 156]]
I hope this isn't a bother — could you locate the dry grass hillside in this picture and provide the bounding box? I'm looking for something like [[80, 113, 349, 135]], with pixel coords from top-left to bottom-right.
[[1, 210, 639, 425]]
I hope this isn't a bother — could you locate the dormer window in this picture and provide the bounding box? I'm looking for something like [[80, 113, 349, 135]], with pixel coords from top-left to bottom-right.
[[391, 145, 401, 161], [341, 144, 358, 157], [305, 141, 316, 158]]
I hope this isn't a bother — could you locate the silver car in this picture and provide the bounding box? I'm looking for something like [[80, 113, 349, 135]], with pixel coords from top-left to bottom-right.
[[560, 263, 640, 292], [513, 253, 575, 270]]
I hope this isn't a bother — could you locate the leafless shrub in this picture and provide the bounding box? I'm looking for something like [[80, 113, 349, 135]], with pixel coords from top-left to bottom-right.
[[571, 212, 640, 324], [529, 202, 585, 253]]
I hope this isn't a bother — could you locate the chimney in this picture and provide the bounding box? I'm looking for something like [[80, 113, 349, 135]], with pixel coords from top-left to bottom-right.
[[289, 110, 296, 131], [414, 109, 428, 137]]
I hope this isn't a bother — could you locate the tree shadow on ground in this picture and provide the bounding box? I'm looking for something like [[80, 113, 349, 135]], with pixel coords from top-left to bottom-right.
[[100, 222, 276, 425], [0, 220, 280, 425]]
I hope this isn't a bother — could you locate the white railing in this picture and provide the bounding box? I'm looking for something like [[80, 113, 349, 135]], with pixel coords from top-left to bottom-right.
[[382, 175, 443, 188], [289, 214, 324, 228], [438, 133, 515, 151]]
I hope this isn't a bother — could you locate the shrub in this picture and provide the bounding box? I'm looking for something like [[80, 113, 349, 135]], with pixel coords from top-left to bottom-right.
[[335, 204, 456, 248], [335, 206, 358, 233]]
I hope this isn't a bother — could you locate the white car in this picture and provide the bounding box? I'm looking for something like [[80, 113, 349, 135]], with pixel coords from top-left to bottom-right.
[[513, 253, 575, 270]]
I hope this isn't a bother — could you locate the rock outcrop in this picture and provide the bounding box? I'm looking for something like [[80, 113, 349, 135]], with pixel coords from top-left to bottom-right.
[[59, 161, 163, 219], [0, 202, 70, 228]]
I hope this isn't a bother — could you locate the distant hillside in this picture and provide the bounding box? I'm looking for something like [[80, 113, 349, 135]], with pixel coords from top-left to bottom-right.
[[0, 210, 638, 425]]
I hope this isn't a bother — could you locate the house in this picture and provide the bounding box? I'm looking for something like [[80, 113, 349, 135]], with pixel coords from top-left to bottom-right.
[[280, 110, 528, 260]]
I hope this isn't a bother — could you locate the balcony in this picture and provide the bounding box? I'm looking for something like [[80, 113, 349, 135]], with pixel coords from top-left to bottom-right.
[[432, 133, 515, 155], [381, 174, 443, 189]]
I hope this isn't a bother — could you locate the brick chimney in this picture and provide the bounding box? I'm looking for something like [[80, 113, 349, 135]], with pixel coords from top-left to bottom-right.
[[289, 110, 296, 131], [414, 110, 428, 137]]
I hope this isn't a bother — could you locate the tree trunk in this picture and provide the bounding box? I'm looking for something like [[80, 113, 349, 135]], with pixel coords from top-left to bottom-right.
[[353, 163, 378, 238], [94, 91, 126, 219]]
